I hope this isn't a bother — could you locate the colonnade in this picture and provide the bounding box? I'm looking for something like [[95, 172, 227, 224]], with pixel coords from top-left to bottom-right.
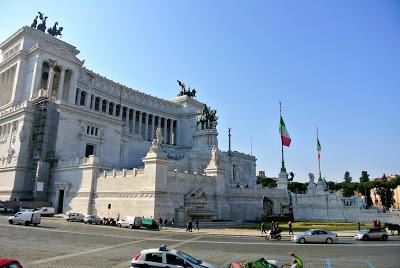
[[74, 89, 177, 145], [0, 64, 16, 107]]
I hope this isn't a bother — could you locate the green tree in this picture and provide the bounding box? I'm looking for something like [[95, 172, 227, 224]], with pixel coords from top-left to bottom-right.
[[343, 171, 352, 183], [358, 171, 373, 207], [256, 176, 277, 188], [288, 182, 308, 193], [376, 174, 395, 210]]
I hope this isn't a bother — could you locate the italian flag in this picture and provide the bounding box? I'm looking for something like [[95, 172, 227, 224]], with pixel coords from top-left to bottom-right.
[[279, 116, 291, 147], [317, 138, 321, 160]]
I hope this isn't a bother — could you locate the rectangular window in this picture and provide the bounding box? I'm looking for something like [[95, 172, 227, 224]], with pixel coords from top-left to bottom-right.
[[145, 253, 163, 263]]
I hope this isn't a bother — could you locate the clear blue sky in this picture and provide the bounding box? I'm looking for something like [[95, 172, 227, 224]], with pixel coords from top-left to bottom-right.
[[1, 0, 399, 182]]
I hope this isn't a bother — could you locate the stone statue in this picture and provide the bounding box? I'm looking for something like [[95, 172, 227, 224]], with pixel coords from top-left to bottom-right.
[[47, 22, 63, 37], [31, 16, 38, 28], [210, 145, 219, 165], [148, 127, 163, 153], [37, 12, 48, 32]]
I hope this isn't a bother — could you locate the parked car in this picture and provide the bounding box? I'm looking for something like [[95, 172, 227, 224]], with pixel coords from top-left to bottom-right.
[[84, 215, 103, 224], [65, 212, 85, 222], [0, 203, 6, 213], [354, 227, 388, 241], [37, 207, 55, 216], [131, 245, 215, 268], [291, 229, 338, 244], [117, 216, 142, 229], [0, 258, 23, 268], [8, 211, 41, 226]]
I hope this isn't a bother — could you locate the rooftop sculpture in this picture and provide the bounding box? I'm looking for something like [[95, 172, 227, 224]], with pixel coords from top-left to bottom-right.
[[30, 12, 63, 38]]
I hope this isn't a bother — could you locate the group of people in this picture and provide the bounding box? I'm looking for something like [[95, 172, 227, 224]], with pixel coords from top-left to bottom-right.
[[261, 220, 294, 236], [158, 217, 174, 229], [372, 219, 382, 228], [230, 252, 303, 268], [186, 218, 200, 232]]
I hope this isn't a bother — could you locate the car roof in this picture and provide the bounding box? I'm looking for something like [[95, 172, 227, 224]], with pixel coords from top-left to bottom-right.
[[0, 259, 19, 265], [140, 248, 178, 254]]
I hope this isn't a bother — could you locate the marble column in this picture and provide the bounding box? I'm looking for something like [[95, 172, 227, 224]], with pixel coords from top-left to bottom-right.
[[138, 112, 143, 138], [144, 113, 149, 140], [125, 108, 129, 127], [132, 110, 136, 133], [85, 92, 90, 108], [30, 59, 43, 99], [112, 103, 116, 116], [105, 101, 110, 114], [163, 118, 168, 144], [151, 114, 155, 140], [170, 120, 174, 145], [57, 67, 65, 101]]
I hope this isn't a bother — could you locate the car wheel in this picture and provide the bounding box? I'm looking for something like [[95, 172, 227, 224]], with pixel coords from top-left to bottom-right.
[[8, 220, 13, 224], [363, 235, 369, 241], [34, 223, 38, 227], [129, 224, 134, 229], [24, 221, 30, 226], [326, 238, 333, 244], [382, 235, 388, 241], [299, 238, 306, 244]]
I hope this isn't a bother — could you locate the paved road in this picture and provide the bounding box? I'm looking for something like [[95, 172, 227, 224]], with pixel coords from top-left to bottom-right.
[[0, 216, 398, 268]]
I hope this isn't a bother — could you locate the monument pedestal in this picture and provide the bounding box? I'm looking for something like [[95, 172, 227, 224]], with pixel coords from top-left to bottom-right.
[[277, 170, 289, 190]]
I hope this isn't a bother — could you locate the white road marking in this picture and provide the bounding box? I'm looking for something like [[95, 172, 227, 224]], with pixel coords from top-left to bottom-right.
[[27, 238, 148, 265], [222, 256, 241, 268]]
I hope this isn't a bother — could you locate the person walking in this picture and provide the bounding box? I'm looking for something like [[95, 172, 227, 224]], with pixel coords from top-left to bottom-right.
[[288, 221, 294, 235], [195, 219, 199, 230], [356, 220, 361, 231], [164, 218, 168, 228], [171, 218, 174, 228], [261, 222, 267, 235], [158, 217, 163, 229], [377, 220, 381, 228], [188, 219, 193, 232]]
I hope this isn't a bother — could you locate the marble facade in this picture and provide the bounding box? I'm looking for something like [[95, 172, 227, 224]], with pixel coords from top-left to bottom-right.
[[0, 26, 290, 222]]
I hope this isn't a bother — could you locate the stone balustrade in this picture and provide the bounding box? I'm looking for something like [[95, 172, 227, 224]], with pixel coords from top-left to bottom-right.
[[0, 100, 32, 117], [55, 155, 99, 168], [101, 168, 144, 179]]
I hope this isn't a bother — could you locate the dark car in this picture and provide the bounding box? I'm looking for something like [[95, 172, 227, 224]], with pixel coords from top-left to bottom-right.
[[354, 227, 388, 241]]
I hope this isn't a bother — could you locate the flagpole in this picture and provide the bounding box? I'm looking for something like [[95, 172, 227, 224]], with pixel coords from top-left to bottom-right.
[[280, 102, 285, 172], [317, 126, 321, 180]]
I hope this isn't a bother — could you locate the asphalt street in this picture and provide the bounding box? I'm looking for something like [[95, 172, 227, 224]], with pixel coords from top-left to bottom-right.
[[0, 216, 399, 268]]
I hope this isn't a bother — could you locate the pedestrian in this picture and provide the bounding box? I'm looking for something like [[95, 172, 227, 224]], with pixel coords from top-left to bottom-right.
[[171, 218, 174, 228], [195, 219, 199, 230], [186, 219, 193, 232], [288, 221, 294, 235], [261, 222, 267, 235], [158, 217, 163, 229], [372, 219, 377, 227], [289, 251, 303, 268], [164, 218, 168, 228], [356, 220, 361, 231], [189, 219, 193, 232], [271, 221, 275, 231], [377, 220, 381, 228]]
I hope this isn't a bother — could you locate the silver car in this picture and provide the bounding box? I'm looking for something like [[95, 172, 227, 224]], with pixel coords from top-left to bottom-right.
[[354, 228, 388, 241], [291, 229, 338, 244]]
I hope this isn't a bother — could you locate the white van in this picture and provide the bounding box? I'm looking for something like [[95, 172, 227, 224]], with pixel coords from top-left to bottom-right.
[[117, 216, 142, 229], [8, 211, 41, 226], [37, 207, 55, 216]]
